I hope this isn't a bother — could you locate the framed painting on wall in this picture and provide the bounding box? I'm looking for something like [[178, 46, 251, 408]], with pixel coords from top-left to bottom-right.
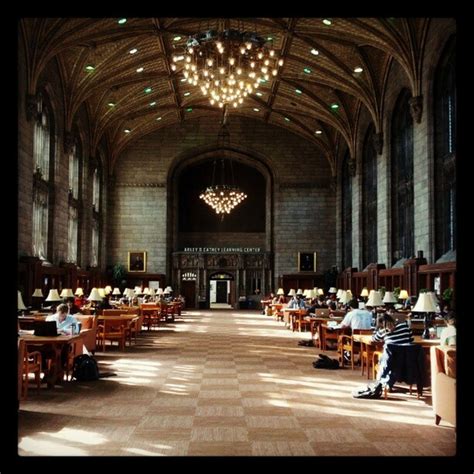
[[298, 252, 316, 272], [128, 251, 147, 272]]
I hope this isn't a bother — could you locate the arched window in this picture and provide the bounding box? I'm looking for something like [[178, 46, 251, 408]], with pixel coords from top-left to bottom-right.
[[67, 135, 82, 264], [69, 143, 80, 199], [391, 89, 414, 265], [92, 167, 100, 212], [32, 94, 54, 260], [362, 124, 377, 268], [341, 150, 352, 269], [91, 160, 102, 267], [434, 36, 456, 260]]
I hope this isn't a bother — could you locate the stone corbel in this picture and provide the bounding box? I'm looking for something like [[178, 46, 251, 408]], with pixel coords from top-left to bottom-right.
[[348, 159, 356, 177], [63, 131, 75, 154], [372, 132, 383, 155], [26, 94, 38, 122], [409, 95, 423, 124]]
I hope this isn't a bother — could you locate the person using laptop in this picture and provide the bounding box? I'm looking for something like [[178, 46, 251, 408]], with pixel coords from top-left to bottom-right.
[[46, 303, 80, 335], [439, 312, 456, 346], [339, 299, 373, 330]]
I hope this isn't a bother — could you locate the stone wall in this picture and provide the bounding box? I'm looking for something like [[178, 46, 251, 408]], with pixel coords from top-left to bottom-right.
[[110, 116, 334, 283]]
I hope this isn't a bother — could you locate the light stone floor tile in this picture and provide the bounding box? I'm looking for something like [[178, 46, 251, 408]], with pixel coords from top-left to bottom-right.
[[201, 378, 239, 385], [187, 441, 252, 456], [192, 416, 247, 427], [198, 390, 241, 399], [137, 415, 194, 429], [149, 396, 198, 407], [131, 428, 193, 440], [245, 415, 301, 429], [190, 427, 249, 442], [195, 406, 245, 417], [251, 441, 315, 456], [247, 428, 309, 442], [197, 398, 243, 407]]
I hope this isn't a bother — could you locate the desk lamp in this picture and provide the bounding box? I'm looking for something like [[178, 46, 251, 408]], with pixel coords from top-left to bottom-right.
[[32, 288, 44, 310], [412, 292, 437, 339], [18, 290, 27, 314]]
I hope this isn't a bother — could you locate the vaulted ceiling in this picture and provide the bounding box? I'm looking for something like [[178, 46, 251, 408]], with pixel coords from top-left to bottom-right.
[[19, 18, 433, 172]]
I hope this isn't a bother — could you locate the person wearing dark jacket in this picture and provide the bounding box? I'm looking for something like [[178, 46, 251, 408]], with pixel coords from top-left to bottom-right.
[[371, 314, 424, 394]]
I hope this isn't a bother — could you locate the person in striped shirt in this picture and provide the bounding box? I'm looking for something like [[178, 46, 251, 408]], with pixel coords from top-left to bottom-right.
[[372, 313, 414, 346], [372, 313, 415, 392]]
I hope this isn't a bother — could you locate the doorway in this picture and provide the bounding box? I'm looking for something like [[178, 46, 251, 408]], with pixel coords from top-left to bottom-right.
[[216, 281, 228, 303], [209, 272, 234, 309], [181, 280, 196, 309]]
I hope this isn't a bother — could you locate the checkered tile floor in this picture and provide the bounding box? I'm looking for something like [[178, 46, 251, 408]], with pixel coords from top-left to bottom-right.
[[18, 310, 456, 456]]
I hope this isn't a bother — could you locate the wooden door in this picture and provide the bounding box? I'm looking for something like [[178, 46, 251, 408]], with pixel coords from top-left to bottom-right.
[[216, 281, 228, 303], [181, 281, 196, 309]]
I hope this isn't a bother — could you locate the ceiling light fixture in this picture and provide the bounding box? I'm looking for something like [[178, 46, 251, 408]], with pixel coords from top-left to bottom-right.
[[199, 112, 247, 217], [172, 24, 283, 109]]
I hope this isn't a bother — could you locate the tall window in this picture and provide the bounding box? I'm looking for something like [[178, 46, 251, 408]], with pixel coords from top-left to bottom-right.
[[341, 150, 352, 269], [362, 124, 377, 268], [67, 137, 82, 263], [434, 36, 456, 260], [68, 206, 78, 263], [32, 95, 53, 260], [69, 144, 79, 199], [391, 89, 414, 265], [91, 163, 101, 267], [92, 167, 100, 212]]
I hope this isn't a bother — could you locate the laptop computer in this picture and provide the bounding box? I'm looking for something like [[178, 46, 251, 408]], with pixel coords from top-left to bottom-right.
[[34, 320, 59, 337]]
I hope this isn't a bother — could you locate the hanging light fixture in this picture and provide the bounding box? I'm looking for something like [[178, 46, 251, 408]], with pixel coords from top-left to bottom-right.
[[172, 21, 283, 109], [199, 113, 247, 216]]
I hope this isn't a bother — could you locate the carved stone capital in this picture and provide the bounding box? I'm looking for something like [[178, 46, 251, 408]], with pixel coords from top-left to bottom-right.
[[409, 95, 423, 124], [372, 132, 383, 155], [348, 159, 356, 177], [63, 131, 76, 154]]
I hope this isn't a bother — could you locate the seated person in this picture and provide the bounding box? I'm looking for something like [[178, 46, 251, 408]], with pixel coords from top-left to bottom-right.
[[339, 299, 372, 330], [439, 312, 456, 346], [97, 296, 112, 312], [371, 313, 416, 391], [66, 297, 82, 315], [273, 294, 286, 304], [46, 303, 80, 335], [288, 294, 307, 309], [41, 304, 80, 380]]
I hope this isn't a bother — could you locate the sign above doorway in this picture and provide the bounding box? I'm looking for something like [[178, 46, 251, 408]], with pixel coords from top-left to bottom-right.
[[183, 247, 262, 253]]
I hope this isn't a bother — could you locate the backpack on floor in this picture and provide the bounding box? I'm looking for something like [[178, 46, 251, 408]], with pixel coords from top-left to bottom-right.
[[72, 354, 100, 381], [312, 354, 339, 370]]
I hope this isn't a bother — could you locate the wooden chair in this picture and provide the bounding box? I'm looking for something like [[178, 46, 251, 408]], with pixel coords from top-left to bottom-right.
[[125, 316, 140, 346], [338, 329, 373, 369], [20, 341, 42, 399], [360, 340, 379, 379], [96, 319, 127, 352], [373, 344, 423, 398]]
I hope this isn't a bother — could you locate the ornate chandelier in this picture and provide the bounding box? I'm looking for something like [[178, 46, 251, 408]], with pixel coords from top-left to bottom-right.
[[172, 27, 283, 109], [199, 118, 247, 216], [199, 184, 247, 215]]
